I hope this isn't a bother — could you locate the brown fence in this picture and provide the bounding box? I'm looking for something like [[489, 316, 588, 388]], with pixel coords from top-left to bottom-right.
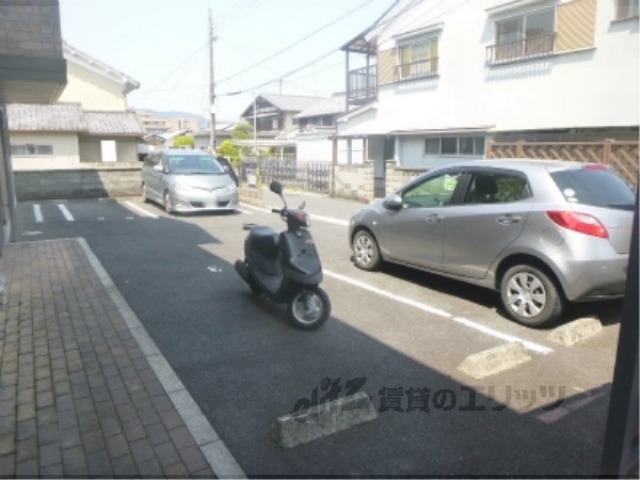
[[486, 140, 639, 186]]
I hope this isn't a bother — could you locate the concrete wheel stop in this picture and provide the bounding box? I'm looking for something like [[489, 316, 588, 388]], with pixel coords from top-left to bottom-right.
[[457, 342, 532, 379], [271, 392, 378, 449], [547, 317, 603, 346]]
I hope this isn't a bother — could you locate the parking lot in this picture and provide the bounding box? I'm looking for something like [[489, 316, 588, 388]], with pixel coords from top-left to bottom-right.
[[13, 192, 624, 476]]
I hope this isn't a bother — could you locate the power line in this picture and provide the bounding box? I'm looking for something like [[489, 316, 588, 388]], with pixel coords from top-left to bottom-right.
[[216, 0, 375, 85]]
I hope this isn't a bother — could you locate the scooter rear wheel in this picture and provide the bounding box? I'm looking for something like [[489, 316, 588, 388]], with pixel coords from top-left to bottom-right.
[[287, 287, 331, 331]]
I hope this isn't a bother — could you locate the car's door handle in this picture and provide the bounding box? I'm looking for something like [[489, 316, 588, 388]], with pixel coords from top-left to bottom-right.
[[425, 214, 443, 224], [497, 215, 522, 225]]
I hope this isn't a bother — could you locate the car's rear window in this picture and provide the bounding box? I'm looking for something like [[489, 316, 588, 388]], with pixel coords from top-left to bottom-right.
[[550, 169, 636, 210]]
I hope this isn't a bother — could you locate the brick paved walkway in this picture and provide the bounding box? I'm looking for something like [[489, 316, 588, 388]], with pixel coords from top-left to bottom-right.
[[0, 239, 216, 477]]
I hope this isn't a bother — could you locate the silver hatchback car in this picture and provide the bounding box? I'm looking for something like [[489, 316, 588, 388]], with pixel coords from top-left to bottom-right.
[[349, 159, 636, 327], [141, 149, 238, 214]]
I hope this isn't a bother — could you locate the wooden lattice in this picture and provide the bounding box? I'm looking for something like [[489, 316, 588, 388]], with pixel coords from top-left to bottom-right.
[[487, 140, 639, 187]]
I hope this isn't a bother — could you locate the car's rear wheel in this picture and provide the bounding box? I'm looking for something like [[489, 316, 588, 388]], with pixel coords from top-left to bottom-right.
[[500, 264, 563, 327], [163, 191, 174, 214], [352, 230, 382, 271]]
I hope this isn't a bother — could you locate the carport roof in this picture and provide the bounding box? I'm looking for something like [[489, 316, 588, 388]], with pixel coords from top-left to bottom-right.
[[7, 103, 146, 136]]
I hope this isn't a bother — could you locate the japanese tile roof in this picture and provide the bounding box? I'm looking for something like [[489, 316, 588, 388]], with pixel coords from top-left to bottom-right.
[[6, 103, 86, 132], [7, 103, 146, 136], [259, 93, 328, 113], [294, 96, 348, 119], [84, 111, 146, 136]]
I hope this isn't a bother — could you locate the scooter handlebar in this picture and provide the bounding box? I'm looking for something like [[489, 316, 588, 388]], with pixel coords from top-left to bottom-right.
[[271, 208, 282, 214]]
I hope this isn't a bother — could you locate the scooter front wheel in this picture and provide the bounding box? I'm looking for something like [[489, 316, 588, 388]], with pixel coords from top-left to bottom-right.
[[287, 287, 331, 331]]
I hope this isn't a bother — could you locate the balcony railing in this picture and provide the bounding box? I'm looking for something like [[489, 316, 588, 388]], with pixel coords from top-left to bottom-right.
[[347, 65, 377, 105], [486, 33, 555, 65], [397, 57, 439, 81]]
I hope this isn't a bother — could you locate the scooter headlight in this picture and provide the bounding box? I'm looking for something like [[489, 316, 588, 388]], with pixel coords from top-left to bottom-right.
[[293, 211, 310, 227]]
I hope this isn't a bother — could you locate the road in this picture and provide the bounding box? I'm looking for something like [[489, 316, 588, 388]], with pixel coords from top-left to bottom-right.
[[13, 192, 624, 477]]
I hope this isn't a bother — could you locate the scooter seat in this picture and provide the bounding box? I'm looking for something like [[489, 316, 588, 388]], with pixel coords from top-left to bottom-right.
[[249, 225, 280, 254]]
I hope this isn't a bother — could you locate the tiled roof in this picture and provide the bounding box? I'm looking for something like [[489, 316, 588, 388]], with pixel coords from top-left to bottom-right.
[[7, 103, 86, 131], [260, 94, 328, 112], [7, 103, 145, 136], [294, 96, 348, 119], [84, 111, 146, 136]]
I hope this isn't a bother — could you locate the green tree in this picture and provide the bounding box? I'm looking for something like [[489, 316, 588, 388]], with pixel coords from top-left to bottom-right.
[[173, 135, 195, 148], [232, 122, 253, 140], [218, 140, 240, 165]]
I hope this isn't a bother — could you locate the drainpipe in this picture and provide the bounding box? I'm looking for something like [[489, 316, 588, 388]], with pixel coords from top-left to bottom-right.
[[0, 105, 17, 243]]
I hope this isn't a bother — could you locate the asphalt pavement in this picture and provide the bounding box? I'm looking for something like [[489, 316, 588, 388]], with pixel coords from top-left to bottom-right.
[[1, 193, 625, 477]]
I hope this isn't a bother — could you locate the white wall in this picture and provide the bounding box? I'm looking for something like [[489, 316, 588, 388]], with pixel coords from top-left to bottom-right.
[[297, 135, 333, 163], [10, 132, 80, 170], [340, 0, 639, 137]]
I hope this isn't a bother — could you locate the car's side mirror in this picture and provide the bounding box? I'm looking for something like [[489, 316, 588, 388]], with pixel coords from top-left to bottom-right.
[[383, 194, 403, 210], [153, 164, 163, 172], [270, 181, 283, 195]]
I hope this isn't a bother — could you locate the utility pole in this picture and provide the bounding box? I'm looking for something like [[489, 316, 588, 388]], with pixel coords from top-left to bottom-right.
[[208, 9, 216, 153]]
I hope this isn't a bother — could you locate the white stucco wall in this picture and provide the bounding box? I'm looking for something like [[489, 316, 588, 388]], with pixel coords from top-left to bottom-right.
[[10, 132, 80, 170], [340, 0, 639, 136], [58, 59, 127, 111], [297, 135, 333, 163], [79, 137, 139, 162]]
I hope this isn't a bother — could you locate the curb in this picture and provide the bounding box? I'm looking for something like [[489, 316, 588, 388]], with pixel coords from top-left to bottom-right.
[[271, 392, 378, 450], [547, 318, 603, 347], [457, 342, 532, 379]]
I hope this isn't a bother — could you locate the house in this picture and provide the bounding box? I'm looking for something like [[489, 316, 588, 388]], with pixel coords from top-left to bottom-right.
[[338, 0, 639, 194], [135, 110, 202, 134], [294, 94, 367, 164], [7, 41, 145, 170], [235, 93, 327, 158], [0, 0, 67, 247]]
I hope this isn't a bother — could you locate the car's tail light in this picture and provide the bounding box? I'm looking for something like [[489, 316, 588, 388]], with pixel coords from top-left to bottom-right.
[[547, 211, 608, 238], [583, 163, 607, 171]]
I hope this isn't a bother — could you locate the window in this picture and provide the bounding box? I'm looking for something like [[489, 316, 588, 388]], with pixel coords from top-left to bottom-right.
[[10, 144, 53, 156], [402, 172, 462, 208], [424, 136, 485, 156], [398, 38, 438, 80], [616, 0, 639, 19], [463, 173, 530, 204], [492, 8, 555, 63]]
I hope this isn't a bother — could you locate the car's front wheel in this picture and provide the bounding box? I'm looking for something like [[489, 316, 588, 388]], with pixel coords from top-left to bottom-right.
[[352, 230, 382, 271], [500, 264, 563, 327], [163, 191, 174, 214], [141, 183, 149, 203]]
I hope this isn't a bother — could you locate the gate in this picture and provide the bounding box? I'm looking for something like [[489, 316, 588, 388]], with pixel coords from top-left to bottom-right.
[[258, 160, 331, 194]]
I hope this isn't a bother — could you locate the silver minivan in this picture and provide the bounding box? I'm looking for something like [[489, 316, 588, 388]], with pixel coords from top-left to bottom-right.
[[141, 148, 238, 214]]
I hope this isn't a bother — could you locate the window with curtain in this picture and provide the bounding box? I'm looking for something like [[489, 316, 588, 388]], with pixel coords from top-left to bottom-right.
[[493, 8, 555, 62], [398, 37, 438, 80]]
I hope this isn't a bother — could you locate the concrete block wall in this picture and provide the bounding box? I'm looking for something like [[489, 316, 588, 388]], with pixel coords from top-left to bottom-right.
[[385, 161, 428, 195], [14, 163, 142, 200], [332, 163, 374, 202], [0, 0, 63, 58]]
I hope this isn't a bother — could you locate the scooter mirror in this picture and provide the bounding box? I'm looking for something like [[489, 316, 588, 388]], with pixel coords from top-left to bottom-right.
[[270, 181, 283, 195]]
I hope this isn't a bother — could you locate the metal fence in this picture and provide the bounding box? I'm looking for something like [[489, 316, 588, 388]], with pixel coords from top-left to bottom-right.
[[240, 159, 332, 194]]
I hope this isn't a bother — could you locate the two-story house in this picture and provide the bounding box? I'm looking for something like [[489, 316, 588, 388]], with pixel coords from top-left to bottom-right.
[[338, 0, 639, 194], [0, 0, 67, 247], [7, 41, 145, 170]]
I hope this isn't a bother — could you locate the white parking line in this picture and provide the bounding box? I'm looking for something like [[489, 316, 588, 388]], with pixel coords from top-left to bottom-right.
[[239, 203, 348, 226], [237, 208, 253, 215], [33, 204, 43, 223], [57, 204, 74, 221], [324, 270, 554, 355], [123, 201, 159, 219]]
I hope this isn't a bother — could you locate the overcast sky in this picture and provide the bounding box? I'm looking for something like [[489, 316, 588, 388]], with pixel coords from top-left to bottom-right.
[[59, 0, 395, 123]]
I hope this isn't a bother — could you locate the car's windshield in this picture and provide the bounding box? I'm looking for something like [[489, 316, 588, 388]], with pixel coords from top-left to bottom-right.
[[551, 169, 636, 210], [166, 154, 225, 175]]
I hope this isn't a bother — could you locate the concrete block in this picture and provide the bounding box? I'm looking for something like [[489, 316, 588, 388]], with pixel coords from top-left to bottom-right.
[[271, 392, 377, 449], [457, 342, 532, 380], [547, 318, 603, 347]]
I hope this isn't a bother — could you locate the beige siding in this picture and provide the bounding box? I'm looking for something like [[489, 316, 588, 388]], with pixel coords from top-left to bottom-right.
[[79, 137, 139, 163], [58, 60, 126, 111], [555, 0, 597, 53], [10, 132, 80, 170], [378, 48, 397, 85]]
